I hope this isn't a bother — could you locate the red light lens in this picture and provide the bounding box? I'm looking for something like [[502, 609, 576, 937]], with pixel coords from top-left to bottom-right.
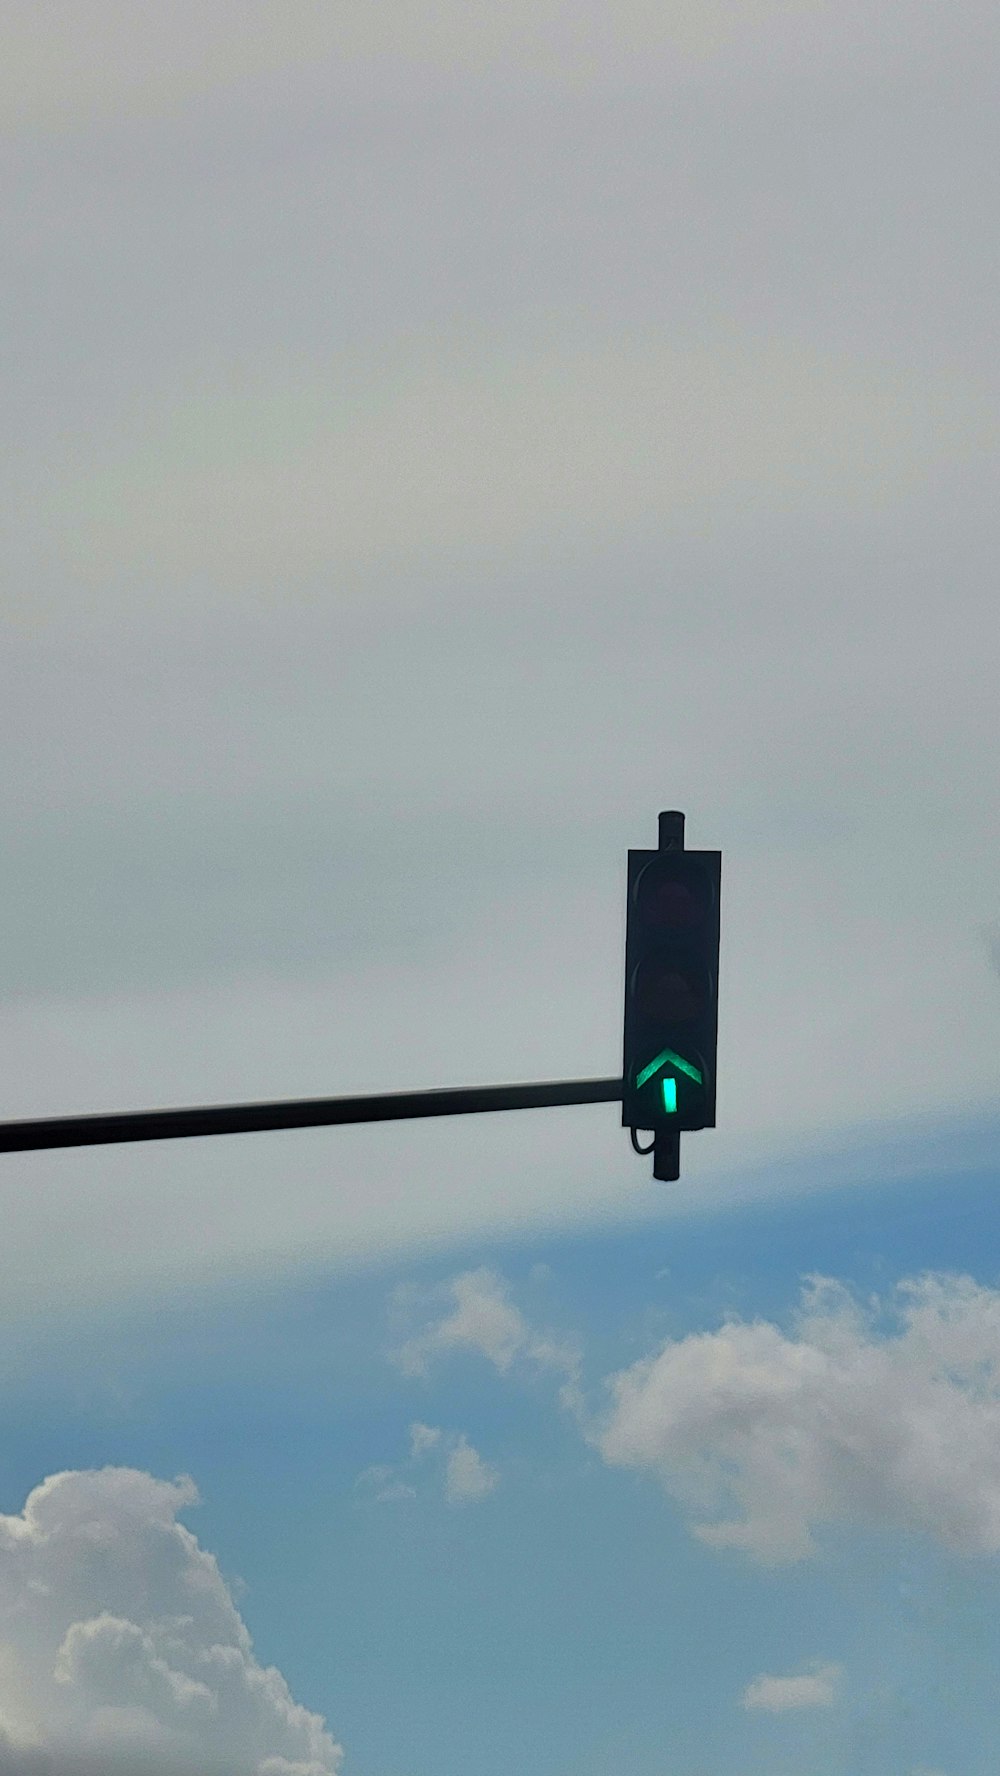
[[635, 861, 707, 932]]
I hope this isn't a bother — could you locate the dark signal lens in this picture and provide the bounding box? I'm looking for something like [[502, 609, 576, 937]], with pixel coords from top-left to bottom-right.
[[633, 959, 706, 1021]]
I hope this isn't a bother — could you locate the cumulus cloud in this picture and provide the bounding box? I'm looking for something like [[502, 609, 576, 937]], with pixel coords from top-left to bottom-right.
[[595, 1273, 1000, 1562], [741, 1661, 841, 1711], [444, 1439, 499, 1506], [358, 1424, 498, 1508], [0, 1468, 341, 1774], [395, 1268, 578, 1395], [409, 1423, 442, 1458]]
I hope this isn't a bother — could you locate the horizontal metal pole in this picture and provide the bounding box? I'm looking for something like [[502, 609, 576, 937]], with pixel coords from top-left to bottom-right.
[[0, 1076, 624, 1154]]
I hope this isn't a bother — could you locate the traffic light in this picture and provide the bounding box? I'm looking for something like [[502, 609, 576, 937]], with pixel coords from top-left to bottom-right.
[[622, 826, 721, 1136]]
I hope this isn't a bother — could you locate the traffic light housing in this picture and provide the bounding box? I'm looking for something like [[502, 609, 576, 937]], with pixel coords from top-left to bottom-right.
[[622, 838, 721, 1134]]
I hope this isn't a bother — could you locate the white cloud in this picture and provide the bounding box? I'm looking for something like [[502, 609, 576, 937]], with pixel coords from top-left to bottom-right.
[[409, 1423, 443, 1459], [444, 1438, 499, 1507], [742, 1661, 840, 1711], [595, 1273, 1000, 1562], [0, 1468, 341, 1774], [395, 1268, 578, 1390], [358, 1424, 498, 1508], [354, 1465, 417, 1504]]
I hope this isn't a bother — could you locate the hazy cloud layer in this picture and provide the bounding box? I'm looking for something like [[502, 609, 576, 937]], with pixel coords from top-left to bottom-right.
[[27, 335, 991, 598], [5, 0, 989, 143], [0, 1469, 341, 1773], [2, 0, 998, 1320], [597, 1273, 1000, 1562]]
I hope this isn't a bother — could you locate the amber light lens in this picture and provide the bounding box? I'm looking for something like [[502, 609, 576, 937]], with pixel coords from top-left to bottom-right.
[[634, 960, 705, 1021]]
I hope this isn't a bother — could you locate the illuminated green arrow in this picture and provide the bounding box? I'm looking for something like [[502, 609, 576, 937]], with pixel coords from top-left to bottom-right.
[[635, 1048, 703, 1091]]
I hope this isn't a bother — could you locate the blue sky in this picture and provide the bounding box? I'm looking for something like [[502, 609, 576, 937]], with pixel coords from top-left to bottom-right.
[[3, 1119, 1000, 1774]]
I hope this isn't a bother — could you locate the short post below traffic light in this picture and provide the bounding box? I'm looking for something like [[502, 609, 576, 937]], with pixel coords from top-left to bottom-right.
[[622, 810, 721, 1182]]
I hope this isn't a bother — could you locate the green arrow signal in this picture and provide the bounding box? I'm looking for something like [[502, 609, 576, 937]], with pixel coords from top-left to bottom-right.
[[635, 1048, 703, 1091]]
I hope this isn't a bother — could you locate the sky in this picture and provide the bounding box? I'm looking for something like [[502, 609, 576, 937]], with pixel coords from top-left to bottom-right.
[[1, 0, 999, 1771]]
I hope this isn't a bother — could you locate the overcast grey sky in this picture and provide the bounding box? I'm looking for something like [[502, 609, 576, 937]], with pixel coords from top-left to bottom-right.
[[2, 0, 998, 1319]]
